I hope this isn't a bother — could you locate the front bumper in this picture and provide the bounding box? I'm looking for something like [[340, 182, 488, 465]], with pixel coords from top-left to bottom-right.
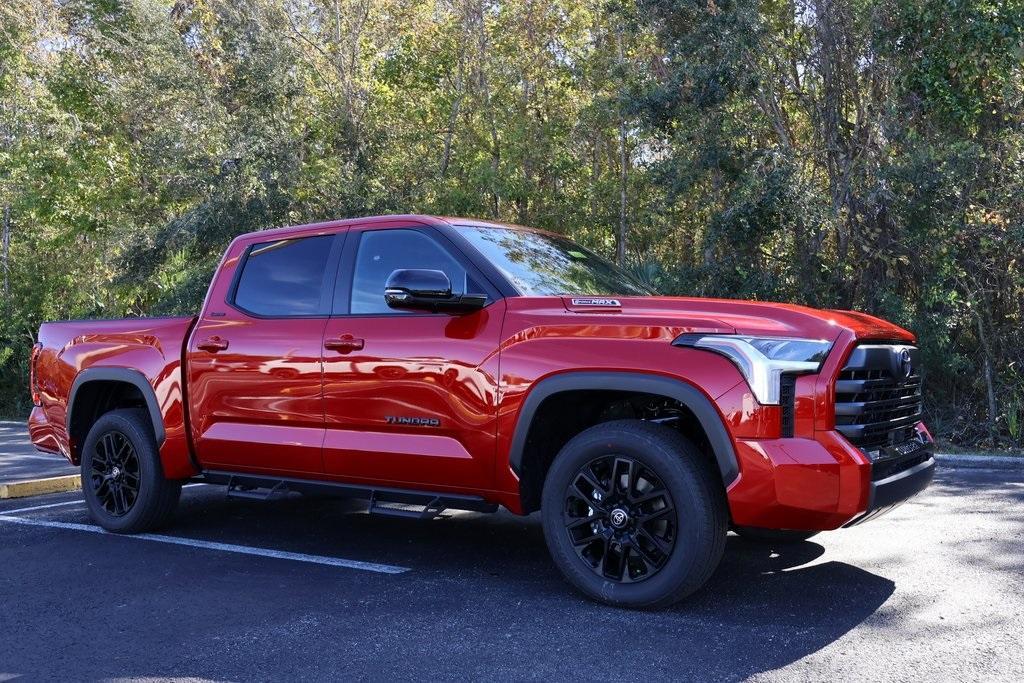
[[726, 428, 935, 531], [844, 449, 935, 527]]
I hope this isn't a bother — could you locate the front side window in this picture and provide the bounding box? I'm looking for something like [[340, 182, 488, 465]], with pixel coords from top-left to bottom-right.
[[458, 225, 654, 296], [349, 229, 471, 314], [233, 234, 335, 316]]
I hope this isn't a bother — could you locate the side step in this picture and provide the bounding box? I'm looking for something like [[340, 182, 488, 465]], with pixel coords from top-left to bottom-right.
[[225, 476, 290, 501], [197, 470, 498, 517], [368, 493, 447, 520]]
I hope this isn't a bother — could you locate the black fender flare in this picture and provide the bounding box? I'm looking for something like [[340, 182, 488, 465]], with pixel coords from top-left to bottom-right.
[[67, 368, 166, 446], [507, 371, 739, 485]]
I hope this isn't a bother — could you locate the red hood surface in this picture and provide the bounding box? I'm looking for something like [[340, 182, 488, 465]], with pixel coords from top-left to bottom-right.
[[560, 296, 915, 343]]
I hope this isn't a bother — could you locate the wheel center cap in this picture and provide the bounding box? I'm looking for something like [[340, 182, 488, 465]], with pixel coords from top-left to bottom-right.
[[609, 508, 629, 529], [111, 466, 121, 479]]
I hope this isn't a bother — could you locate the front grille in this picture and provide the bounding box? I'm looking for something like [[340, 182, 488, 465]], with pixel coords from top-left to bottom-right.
[[871, 451, 930, 481], [834, 343, 924, 453]]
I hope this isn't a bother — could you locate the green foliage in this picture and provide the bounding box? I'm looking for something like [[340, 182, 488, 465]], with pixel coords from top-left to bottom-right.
[[0, 0, 1022, 449]]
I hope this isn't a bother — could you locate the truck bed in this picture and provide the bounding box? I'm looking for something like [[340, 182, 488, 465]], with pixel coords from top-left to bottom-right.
[[30, 315, 198, 477]]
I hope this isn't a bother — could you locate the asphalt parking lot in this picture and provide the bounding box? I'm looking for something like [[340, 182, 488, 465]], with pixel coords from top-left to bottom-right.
[[0, 421, 77, 482], [1, 448, 1022, 680]]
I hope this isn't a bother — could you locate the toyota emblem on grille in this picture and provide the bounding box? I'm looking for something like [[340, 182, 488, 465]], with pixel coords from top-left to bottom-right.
[[897, 348, 913, 378]]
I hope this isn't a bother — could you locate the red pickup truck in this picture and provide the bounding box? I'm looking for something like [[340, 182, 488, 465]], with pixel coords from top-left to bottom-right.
[[29, 214, 934, 607]]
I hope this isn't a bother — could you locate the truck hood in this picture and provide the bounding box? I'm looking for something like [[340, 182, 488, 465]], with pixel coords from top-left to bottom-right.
[[561, 296, 915, 342]]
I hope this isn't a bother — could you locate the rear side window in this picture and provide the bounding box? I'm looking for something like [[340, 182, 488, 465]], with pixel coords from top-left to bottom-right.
[[233, 235, 335, 316]]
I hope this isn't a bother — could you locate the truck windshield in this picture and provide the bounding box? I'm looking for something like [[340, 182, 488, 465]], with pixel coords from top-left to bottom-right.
[[458, 225, 655, 297]]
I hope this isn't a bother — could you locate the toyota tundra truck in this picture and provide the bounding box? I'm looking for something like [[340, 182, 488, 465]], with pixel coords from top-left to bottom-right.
[[28, 214, 935, 608]]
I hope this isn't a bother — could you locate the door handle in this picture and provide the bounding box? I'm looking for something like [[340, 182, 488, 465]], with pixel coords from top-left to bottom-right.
[[197, 336, 229, 353], [324, 335, 365, 353]]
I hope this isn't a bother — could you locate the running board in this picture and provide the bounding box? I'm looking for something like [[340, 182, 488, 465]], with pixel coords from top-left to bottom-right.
[[225, 476, 289, 501], [368, 493, 447, 520], [197, 470, 498, 516]]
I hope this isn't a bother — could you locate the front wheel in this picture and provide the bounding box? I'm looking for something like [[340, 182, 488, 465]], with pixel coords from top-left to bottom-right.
[[81, 409, 182, 533], [541, 420, 727, 609]]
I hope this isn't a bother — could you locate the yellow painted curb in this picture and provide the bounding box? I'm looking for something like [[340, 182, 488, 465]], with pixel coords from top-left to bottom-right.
[[0, 474, 82, 499]]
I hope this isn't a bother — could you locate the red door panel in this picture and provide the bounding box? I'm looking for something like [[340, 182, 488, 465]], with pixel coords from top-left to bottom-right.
[[188, 316, 328, 474], [321, 304, 504, 489]]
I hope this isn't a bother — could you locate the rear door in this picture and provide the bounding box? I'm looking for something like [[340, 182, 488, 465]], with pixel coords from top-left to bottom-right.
[[187, 231, 344, 475], [320, 223, 505, 490]]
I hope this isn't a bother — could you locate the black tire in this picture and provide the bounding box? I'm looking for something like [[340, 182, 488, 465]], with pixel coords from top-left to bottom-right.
[[81, 408, 181, 533], [540, 420, 727, 609], [733, 526, 819, 543]]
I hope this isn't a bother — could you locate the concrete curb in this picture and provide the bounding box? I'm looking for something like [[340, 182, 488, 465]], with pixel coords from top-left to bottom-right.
[[935, 453, 1024, 471], [0, 474, 82, 499]]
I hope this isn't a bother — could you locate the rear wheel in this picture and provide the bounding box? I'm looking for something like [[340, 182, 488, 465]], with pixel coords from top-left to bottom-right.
[[733, 526, 819, 543], [541, 420, 727, 609], [81, 409, 181, 533]]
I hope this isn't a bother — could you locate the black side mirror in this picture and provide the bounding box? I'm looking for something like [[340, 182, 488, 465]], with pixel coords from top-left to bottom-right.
[[384, 269, 487, 313]]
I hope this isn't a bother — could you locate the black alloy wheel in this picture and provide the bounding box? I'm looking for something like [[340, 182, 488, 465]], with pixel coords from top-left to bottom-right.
[[563, 454, 676, 583], [81, 409, 182, 533], [89, 430, 142, 517], [541, 420, 727, 608]]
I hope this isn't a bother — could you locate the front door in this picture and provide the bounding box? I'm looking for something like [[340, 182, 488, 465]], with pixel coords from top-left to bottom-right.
[[321, 225, 504, 490], [187, 232, 343, 475]]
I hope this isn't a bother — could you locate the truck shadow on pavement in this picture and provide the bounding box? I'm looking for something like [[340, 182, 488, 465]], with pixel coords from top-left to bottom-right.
[[162, 490, 896, 681]]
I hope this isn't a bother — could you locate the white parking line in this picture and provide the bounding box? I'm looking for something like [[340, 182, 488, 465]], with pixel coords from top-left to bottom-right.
[[1, 483, 204, 516], [0, 514, 410, 574], [1, 499, 85, 515], [0, 453, 71, 461]]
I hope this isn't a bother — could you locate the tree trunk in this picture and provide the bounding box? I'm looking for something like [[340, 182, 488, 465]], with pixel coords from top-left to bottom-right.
[[976, 316, 1000, 442], [484, 77, 500, 219], [519, 78, 531, 225], [333, 0, 342, 43], [617, 117, 627, 266], [440, 67, 464, 178], [615, 25, 628, 267], [472, 2, 500, 217], [2, 205, 10, 300], [518, 3, 536, 225]]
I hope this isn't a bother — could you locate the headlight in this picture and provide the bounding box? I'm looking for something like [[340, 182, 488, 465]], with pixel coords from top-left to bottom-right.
[[673, 334, 833, 405]]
